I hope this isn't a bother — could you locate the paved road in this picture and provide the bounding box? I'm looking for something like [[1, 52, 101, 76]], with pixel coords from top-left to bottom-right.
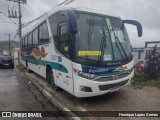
[[0, 68, 67, 120]]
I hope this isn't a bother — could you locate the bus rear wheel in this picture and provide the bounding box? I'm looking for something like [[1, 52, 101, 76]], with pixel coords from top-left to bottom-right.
[[47, 68, 60, 91]]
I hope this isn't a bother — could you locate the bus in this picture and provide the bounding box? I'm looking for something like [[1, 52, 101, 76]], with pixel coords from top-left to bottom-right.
[[21, 4, 142, 97]]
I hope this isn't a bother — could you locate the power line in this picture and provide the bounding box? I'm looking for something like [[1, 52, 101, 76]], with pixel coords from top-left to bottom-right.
[[7, 0, 27, 37], [0, 11, 19, 26], [57, 0, 75, 6], [22, 13, 46, 28], [22, 0, 75, 28], [6, 0, 27, 63], [11, 1, 16, 11], [12, 34, 17, 41], [0, 22, 14, 24]]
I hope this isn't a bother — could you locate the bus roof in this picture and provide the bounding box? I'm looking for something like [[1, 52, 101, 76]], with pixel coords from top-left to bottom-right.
[[48, 5, 120, 19], [22, 5, 120, 39], [36, 5, 120, 28]]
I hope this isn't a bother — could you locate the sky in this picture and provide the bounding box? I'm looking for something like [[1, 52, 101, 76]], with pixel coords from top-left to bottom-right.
[[0, 0, 160, 47]]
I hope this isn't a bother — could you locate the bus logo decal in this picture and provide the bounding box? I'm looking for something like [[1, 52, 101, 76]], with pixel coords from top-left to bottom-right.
[[113, 66, 127, 72], [41, 47, 45, 54], [31, 48, 48, 60], [113, 75, 119, 79], [89, 68, 109, 74], [58, 56, 62, 62]]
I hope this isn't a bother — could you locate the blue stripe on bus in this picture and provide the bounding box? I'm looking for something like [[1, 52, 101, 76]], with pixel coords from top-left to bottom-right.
[[22, 57, 68, 73]]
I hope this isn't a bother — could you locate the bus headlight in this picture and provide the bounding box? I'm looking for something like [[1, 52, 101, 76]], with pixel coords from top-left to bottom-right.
[[74, 69, 98, 80]]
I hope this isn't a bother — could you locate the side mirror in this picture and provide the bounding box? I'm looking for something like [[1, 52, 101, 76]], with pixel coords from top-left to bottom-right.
[[123, 20, 143, 37]]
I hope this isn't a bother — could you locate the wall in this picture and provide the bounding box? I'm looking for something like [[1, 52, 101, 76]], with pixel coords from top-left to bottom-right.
[[13, 48, 20, 60], [132, 48, 152, 74]]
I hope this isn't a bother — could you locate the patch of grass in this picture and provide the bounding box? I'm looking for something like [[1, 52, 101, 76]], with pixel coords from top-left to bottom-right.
[[151, 83, 160, 89], [16, 63, 26, 72], [132, 74, 160, 89], [80, 117, 89, 120]]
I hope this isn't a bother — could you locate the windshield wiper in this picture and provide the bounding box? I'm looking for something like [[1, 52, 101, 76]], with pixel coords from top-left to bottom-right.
[[114, 34, 129, 61], [87, 16, 95, 52], [110, 27, 129, 61], [97, 26, 107, 66]]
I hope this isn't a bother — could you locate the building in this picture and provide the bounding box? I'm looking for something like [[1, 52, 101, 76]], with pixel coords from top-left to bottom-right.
[[132, 41, 160, 74], [12, 47, 20, 61]]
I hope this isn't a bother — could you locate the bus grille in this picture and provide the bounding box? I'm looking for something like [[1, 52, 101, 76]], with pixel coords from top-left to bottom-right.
[[99, 80, 129, 91], [94, 68, 134, 82]]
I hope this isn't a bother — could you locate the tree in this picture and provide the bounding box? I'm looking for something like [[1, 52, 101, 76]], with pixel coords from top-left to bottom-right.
[[144, 45, 160, 80]]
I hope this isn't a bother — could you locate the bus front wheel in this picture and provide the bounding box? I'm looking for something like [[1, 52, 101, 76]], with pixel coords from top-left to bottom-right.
[[47, 68, 60, 91]]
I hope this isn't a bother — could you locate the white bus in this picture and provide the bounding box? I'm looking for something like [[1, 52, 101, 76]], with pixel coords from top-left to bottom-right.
[[21, 4, 142, 97]]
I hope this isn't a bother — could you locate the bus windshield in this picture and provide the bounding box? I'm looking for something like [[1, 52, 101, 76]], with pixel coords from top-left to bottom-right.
[[75, 12, 132, 63]]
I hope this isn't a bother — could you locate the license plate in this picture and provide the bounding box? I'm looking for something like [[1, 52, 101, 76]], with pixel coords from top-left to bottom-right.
[[4, 64, 9, 66], [110, 88, 119, 93]]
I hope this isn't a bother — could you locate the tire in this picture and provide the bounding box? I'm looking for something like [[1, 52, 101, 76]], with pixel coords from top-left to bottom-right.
[[11, 64, 14, 69], [46, 68, 51, 84], [47, 68, 60, 91], [26, 62, 32, 73]]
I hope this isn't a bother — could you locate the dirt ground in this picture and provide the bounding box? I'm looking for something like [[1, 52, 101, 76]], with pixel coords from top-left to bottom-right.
[[26, 72, 160, 120]]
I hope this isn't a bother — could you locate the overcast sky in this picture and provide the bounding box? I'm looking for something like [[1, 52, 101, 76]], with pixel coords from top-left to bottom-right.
[[0, 0, 160, 47]]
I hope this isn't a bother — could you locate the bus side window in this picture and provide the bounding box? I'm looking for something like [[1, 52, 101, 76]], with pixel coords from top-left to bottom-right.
[[25, 37, 28, 48], [58, 23, 70, 58], [39, 22, 49, 44], [23, 39, 25, 48], [28, 33, 33, 47], [33, 29, 38, 45]]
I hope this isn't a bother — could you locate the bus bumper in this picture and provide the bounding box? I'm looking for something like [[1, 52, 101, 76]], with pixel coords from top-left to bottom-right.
[[73, 70, 134, 98]]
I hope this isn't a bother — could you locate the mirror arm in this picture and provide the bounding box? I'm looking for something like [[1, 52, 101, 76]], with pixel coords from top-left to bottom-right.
[[123, 20, 143, 37], [61, 10, 77, 34]]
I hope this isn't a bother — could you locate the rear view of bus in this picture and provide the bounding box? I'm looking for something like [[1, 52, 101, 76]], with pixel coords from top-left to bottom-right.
[[63, 9, 143, 97]]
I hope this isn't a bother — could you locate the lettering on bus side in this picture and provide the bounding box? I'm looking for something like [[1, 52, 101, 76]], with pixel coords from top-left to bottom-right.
[[51, 55, 57, 61], [89, 68, 109, 74], [51, 55, 62, 62], [82, 65, 127, 75]]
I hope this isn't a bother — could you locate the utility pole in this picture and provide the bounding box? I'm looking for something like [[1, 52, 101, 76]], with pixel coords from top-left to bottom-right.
[[18, 0, 22, 39], [7, 0, 27, 39], [4, 34, 12, 54], [7, 0, 27, 63]]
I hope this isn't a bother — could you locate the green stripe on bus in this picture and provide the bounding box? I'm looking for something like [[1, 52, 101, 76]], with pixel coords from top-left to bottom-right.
[[22, 57, 68, 73]]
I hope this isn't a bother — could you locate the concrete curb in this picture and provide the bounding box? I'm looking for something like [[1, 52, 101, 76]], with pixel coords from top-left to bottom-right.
[[15, 67, 81, 120]]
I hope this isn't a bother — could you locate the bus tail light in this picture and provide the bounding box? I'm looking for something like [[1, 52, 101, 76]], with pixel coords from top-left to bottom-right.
[[74, 69, 98, 80]]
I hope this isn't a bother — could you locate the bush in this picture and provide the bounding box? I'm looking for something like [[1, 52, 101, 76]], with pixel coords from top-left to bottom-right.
[[132, 74, 160, 89], [144, 45, 160, 80]]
